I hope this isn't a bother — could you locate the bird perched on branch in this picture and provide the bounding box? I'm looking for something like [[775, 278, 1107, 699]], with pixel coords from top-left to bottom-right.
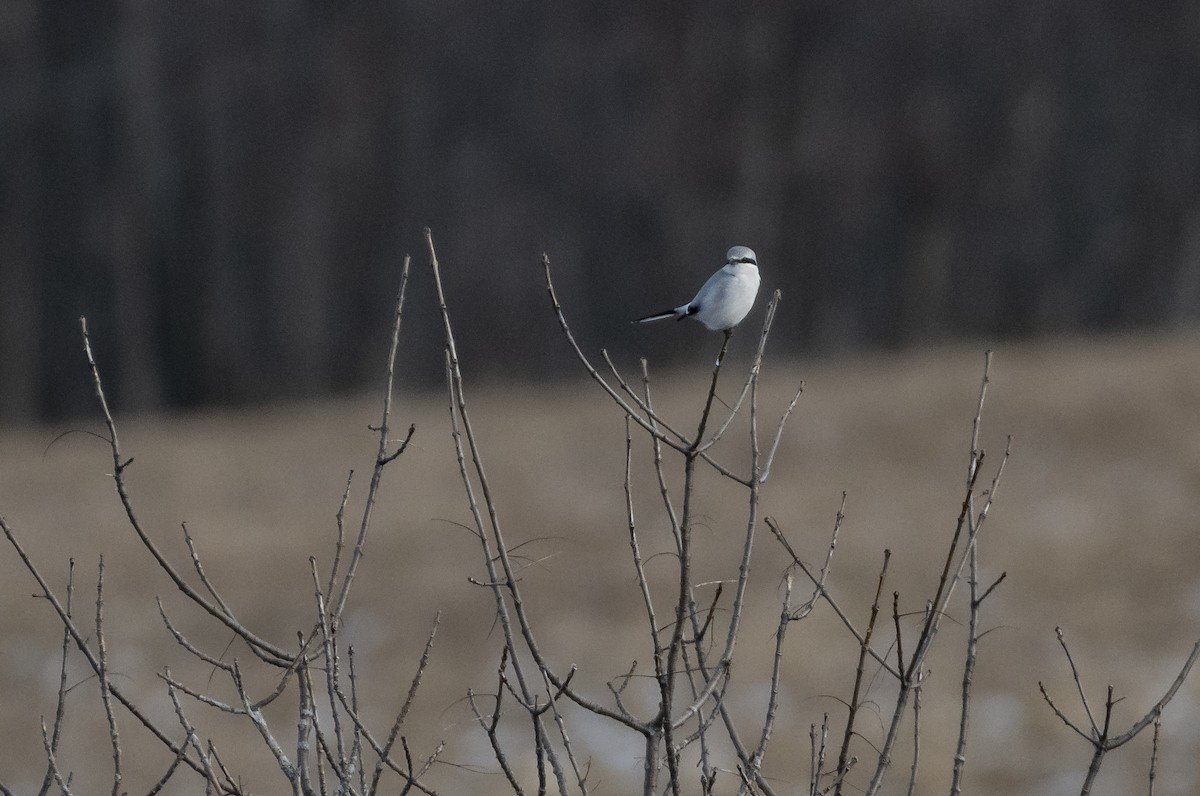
[[635, 246, 760, 332]]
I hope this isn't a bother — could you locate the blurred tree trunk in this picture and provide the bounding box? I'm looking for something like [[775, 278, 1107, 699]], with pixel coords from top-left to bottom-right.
[[269, 4, 330, 397], [111, 0, 167, 412], [0, 1, 44, 422], [195, 10, 257, 404]]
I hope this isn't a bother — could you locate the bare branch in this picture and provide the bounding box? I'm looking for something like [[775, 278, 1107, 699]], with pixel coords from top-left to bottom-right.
[[768, 517, 898, 679], [296, 655, 316, 796], [745, 573, 793, 782], [145, 737, 192, 796], [543, 257, 690, 455], [364, 613, 440, 795], [39, 560, 75, 796], [2, 517, 208, 779], [758, 383, 803, 484], [624, 415, 663, 680], [331, 256, 414, 626], [326, 472, 354, 609], [94, 557, 122, 796], [695, 289, 783, 456], [601, 349, 691, 446], [232, 660, 298, 788], [79, 317, 292, 665], [181, 522, 235, 618], [165, 672, 224, 793], [833, 549, 890, 796], [1038, 681, 1091, 742], [433, 232, 640, 735], [967, 350, 993, 484], [1055, 627, 1100, 735], [809, 714, 829, 796], [467, 687, 523, 796], [865, 353, 1010, 796], [1040, 634, 1200, 794], [310, 557, 349, 780], [905, 686, 922, 796], [1108, 640, 1200, 747], [156, 598, 235, 672], [1148, 717, 1161, 796], [40, 719, 72, 796]]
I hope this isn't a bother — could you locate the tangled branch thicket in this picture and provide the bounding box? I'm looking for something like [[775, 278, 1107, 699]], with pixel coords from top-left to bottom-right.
[[2, 229, 1197, 795]]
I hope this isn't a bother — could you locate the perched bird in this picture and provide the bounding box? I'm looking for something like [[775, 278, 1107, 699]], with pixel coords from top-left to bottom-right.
[[635, 246, 761, 332]]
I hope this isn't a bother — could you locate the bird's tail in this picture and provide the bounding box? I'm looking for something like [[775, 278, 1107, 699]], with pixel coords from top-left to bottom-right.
[[634, 304, 690, 324]]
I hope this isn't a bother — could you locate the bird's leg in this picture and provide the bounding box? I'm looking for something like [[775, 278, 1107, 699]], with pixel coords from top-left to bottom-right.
[[715, 328, 733, 367], [693, 331, 731, 451]]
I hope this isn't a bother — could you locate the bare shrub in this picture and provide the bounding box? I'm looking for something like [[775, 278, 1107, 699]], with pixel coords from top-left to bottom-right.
[[1, 231, 1196, 795]]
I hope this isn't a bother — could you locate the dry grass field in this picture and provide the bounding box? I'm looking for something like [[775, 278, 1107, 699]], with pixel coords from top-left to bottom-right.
[[2, 333, 1200, 794]]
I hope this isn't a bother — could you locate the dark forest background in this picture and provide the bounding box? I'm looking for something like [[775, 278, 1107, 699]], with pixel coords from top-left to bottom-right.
[[3, 2, 1199, 421]]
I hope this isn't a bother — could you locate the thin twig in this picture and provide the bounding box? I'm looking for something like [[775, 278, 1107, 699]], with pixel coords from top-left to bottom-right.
[[695, 292, 781, 455], [601, 350, 692, 447], [967, 351, 992, 484], [94, 557, 122, 796], [624, 415, 664, 682], [545, 255, 776, 487], [156, 598, 235, 672], [759, 383, 803, 484], [538, 665, 590, 794], [468, 687, 523, 796], [165, 672, 223, 793], [544, 262, 690, 455], [40, 719, 72, 796], [326, 470, 353, 605], [865, 355, 1010, 796], [769, 518, 898, 679], [345, 613, 440, 794], [1039, 634, 1200, 795], [905, 686, 921, 796], [296, 652, 315, 796], [2, 517, 208, 780], [1056, 627, 1100, 736], [1148, 717, 1161, 796], [232, 660, 299, 789], [810, 714, 830, 796], [331, 256, 414, 626], [40, 560, 75, 796], [80, 318, 292, 664], [429, 233, 590, 793], [310, 557, 349, 781], [793, 495, 846, 622], [181, 522, 236, 619], [833, 550, 889, 796], [950, 540, 978, 795], [745, 573, 793, 783], [145, 734, 192, 796]]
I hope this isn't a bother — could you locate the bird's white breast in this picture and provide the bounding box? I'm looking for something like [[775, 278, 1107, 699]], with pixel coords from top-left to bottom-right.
[[694, 263, 760, 331]]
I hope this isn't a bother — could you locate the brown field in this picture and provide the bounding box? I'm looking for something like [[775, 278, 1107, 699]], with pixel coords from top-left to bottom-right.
[[2, 333, 1200, 794]]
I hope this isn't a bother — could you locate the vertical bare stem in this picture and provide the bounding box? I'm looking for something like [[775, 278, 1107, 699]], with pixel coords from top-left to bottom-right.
[[94, 557, 122, 796], [296, 653, 315, 796], [745, 573, 793, 782], [833, 550, 889, 796], [624, 416, 663, 676], [40, 560, 76, 796], [949, 542, 979, 795], [1148, 718, 1161, 796], [905, 686, 921, 796], [865, 355, 1007, 796], [332, 255, 413, 625]]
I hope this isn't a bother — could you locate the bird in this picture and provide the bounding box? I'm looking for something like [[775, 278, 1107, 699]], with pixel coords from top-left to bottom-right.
[[635, 246, 761, 332]]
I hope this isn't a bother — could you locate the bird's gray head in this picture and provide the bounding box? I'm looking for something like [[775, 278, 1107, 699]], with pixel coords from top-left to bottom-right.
[[726, 246, 757, 266]]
